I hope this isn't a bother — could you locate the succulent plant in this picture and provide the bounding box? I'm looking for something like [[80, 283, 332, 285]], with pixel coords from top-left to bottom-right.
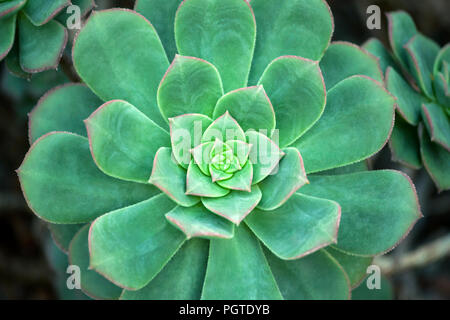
[[18, 0, 421, 300], [0, 0, 95, 77], [364, 11, 450, 191]]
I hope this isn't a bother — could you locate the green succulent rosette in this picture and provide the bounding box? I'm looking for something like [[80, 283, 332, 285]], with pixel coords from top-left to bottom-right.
[[18, 0, 421, 300], [0, 0, 95, 76], [364, 11, 450, 191]]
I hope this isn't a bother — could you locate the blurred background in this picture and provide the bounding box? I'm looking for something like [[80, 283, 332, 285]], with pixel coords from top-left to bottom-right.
[[0, 0, 449, 299]]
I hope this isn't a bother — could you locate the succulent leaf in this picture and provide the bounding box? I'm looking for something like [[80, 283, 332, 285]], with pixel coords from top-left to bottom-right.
[[202, 111, 246, 143], [246, 193, 340, 260], [258, 56, 326, 147], [158, 54, 223, 119], [0, 14, 15, 61], [149, 147, 200, 207], [0, 0, 26, 19], [433, 44, 450, 76], [202, 224, 283, 300], [17, 132, 159, 223], [89, 194, 185, 290], [48, 223, 85, 253], [216, 161, 253, 192], [363, 38, 399, 74], [22, 0, 70, 26], [421, 102, 450, 151], [185, 161, 230, 197], [73, 9, 169, 129], [249, 0, 333, 84], [386, 11, 418, 69], [165, 204, 234, 239], [175, 0, 256, 92], [294, 76, 395, 173], [389, 116, 422, 169]]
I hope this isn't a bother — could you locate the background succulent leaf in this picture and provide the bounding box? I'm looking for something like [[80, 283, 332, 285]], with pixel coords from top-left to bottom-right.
[[29, 84, 102, 143], [18, 132, 159, 223], [158, 55, 223, 119], [324, 246, 373, 288], [48, 223, 85, 253], [149, 147, 200, 207], [5, 41, 31, 79], [246, 131, 284, 184], [22, 0, 70, 26], [120, 238, 208, 300], [134, 0, 181, 61], [314, 161, 368, 176], [386, 11, 418, 69], [421, 102, 450, 151], [201, 224, 282, 300], [404, 34, 440, 98], [69, 225, 122, 300], [19, 13, 67, 73], [170, 113, 212, 168], [319, 42, 383, 90], [175, 0, 256, 92], [202, 111, 246, 142], [89, 194, 185, 290], [0, 14, 16, 61], [362, 38, 399, 74], [73, 9, 169, 129], [216, 161, 253, 192], [201, 185, 262, 224], [257, 148, 308, 210], [434, 73, 450, 107], [246, 193, 340, 260], [0, 0, 26, 19], [258, 56, 326, 147], [85, 100, 170, 183], [293, 76, 394, 173], [419, 127, 450, 192], [185, 161, 230, 197], [249, 0, 333, 84], [165, 204, 234, 239], [433, 44, 450, 76], [352, 274, 393, 300], [213, 86, 275, 134], [265, 248, 350, 300], [300, 170, 422, 256], [385, 67, 424, 125], [389, 116, 422, 169]]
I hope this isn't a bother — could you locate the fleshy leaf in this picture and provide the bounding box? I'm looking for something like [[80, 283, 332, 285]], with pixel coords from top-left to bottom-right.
[[324, 246, 373, 288], [227, 139, 251, 166], [18, 132, 159, 223], [22, 0, 70, 26], [185, 161, 229, 197], [175, 0, 256, 92], [149, 147, 200, 207], [387, 11, 417, 69], [202, 185, 262, 225], [265, 248, 350, 300], [19, 13, 67, 73], [158, 55, 223, 119], [352, 274, 394, 300], [299, 170, 422, 256], [202, 111, 246, 143], [89, 194, 185, 290], [69, 225, 122, 300], [389, 116, 422, 169], [293, 76, 395, 173], [257, 148, 308, 210], [190, 142, 214, 175], [5, 41, 31, 79], [319, 41, 383, 90], [165, 204, 234, 239], [385, 67, 424, 125], [249, 0, 333, 84], [258, 56, 326, 147], [0, 14, 16, 61], [435, 73, 450, 108], [209, 164, 233, 182], [170, 113, 212, 168], [29, 84, 102, 143], [0, 0, 26, 19], [246, 193, 340, 260], [315, 161, 368, 176], [48, 223, 85, 253], [213, 86, 275, 134], [201, 224, 282, 300], [73, 9, 169, 129], [419, 126, 450, 192], [433, 44, 450, 76], [362, 38, 399, 74], [421, 102, 450, 151], [246, 131, 284, 184], [404, 34, 440, 98], [85, 100, 170, 183], [216, 161, 253, 192], [134, 0, 181, 61], [120, 238, 208, 300]]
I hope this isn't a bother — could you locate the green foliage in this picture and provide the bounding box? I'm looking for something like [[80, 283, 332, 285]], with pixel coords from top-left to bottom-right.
[[364, 11, 450, 191], [18, 0, 422, 300]]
